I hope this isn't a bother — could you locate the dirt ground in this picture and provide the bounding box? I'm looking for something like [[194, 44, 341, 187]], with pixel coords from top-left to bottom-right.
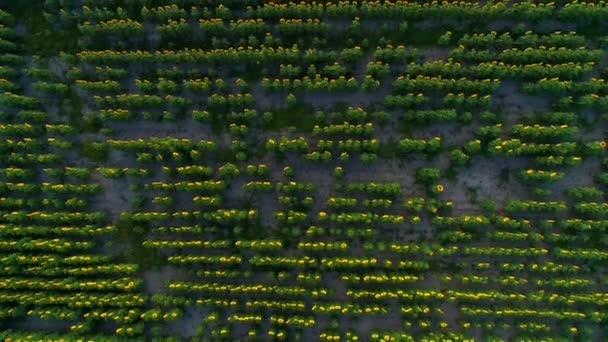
[[4, 4, 606, 340]]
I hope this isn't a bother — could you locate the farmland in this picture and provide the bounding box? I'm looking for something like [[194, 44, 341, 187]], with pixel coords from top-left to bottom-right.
[[0, 0, 608, 341]]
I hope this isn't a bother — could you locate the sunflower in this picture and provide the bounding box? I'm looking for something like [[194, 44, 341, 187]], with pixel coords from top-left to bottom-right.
[[436, 184, 444, 192]]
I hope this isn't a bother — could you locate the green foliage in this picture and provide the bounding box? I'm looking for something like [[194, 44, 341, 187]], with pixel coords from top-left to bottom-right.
[[4, 3, 608, 341], [416, 167, 441, 185], [80, 140, 108, 161], [565, 186, 604, 201], [218, 163, 240, 179], [479, 199, 496, 212], [438, 31, 452, 46], [449, 149, 470, 167]]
